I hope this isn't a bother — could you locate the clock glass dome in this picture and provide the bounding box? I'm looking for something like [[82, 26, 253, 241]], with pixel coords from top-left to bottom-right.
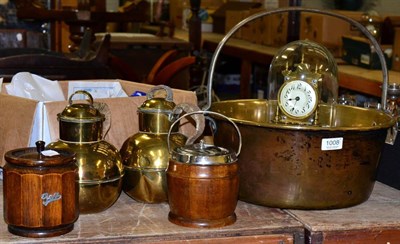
[[267, 40, 339, 124]]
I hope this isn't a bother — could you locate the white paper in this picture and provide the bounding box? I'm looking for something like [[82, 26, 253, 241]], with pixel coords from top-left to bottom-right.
[[29, 102, 52, 146], [68, 81, 128, 99], [5, 72, 65, 101], [41, 150, 61, 157], [321, 137, 344, 151]]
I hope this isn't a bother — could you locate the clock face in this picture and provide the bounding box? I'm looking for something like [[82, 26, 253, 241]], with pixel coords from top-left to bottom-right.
[[278, 80, 317, 119]]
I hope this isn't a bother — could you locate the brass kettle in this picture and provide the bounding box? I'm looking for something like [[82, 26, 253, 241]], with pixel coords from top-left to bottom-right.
[[120, 85, 203, 203], [46, 90, 124, 214]]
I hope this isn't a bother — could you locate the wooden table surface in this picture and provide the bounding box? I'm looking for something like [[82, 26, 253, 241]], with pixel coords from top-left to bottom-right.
[[287, 182, 400, 243], [0, 180, 303, 243], [95, 32, 191, 50], [338, 64, 400, 97], [1, 180, 400, 243]]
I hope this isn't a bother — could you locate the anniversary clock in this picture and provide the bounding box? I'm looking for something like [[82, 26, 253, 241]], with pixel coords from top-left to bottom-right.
[[268, 40, 338, 125]]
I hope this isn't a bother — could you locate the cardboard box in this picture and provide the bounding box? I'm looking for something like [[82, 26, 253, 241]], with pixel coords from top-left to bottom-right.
[[263, 12, 289, 47], [0, 80, 197, 167], [299, 10, 363, 56], [236, 8, 288, 47], [342, 35, 392, 70], [225, 10, 251, 39], [201, 0, 224, 9], [212, 1, 262, 34], [170, 0, 184, 29], [241, 8, 264, 44]]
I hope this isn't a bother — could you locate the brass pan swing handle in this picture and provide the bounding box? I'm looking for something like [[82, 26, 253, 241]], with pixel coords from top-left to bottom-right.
[[203, 7, 389, 111]]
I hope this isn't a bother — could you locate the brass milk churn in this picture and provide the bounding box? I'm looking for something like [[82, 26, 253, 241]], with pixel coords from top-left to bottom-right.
[[120, 85, 200, 203], [47, 90, 124, 214], [3, 141, 78, 238], [167, 111, 241, 228]]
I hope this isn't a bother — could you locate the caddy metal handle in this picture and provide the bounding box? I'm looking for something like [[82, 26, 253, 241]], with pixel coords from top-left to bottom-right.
[[167, 110, 242, 157], [203, 7, 389, 111]]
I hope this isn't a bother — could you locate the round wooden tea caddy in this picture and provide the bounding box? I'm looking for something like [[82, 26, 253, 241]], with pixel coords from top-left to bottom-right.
[[166, 111, 242, 228], [3, 141, 79, 238]]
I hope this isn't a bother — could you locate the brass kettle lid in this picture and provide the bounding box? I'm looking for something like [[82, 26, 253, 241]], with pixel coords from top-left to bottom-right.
[[58, 90, 105, 123], [138, 85, 176, 114], [171, 140, 237, 165]]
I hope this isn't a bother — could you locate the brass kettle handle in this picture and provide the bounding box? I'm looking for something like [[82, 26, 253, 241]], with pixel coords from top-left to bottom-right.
[[168, 110, 242, 157], [170, 103, 205, 145], [68, 90, 94, 106], [67, 90, 111, 139], [147, 85, 173, 101]]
